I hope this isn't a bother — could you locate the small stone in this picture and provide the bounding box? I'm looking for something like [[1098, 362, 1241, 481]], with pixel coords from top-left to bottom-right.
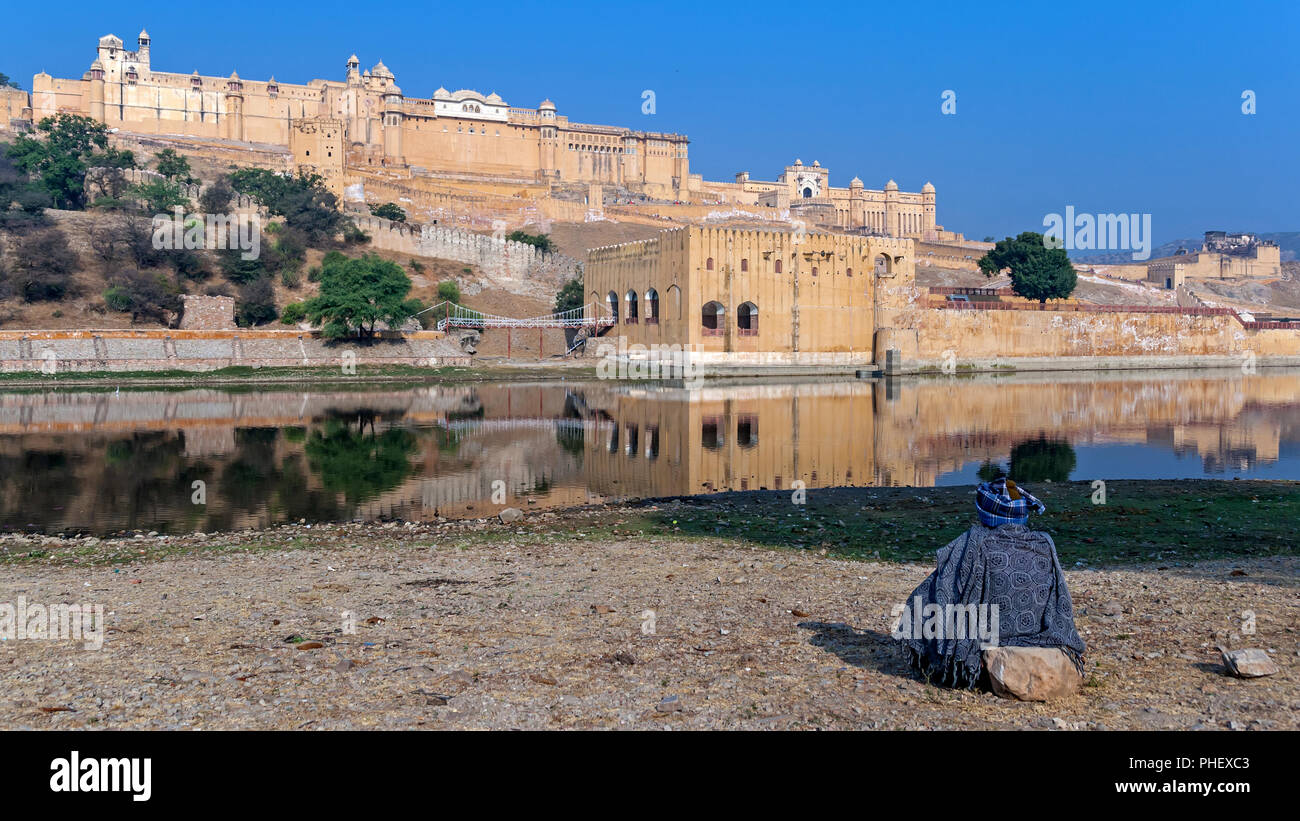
[[984, 647, 1082, 702], [655, 695, 682, 713], [498, 508, 524, 524], [1101, 600, 1123, 617], [333, 659, 355, 673], [1221, 648, 1280, 678]]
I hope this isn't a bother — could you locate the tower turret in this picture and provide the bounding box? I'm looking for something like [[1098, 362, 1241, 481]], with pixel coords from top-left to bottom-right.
[[88, 58, 106, 121], [225, 71, 244, 141], [921, 181, 936, 233], [382, 85, 405, 165]]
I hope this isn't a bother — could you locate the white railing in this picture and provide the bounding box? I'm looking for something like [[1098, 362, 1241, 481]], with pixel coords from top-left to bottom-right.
[[427, 301, 616, 331]]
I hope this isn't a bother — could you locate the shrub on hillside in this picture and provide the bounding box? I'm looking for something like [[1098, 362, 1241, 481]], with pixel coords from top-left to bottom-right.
[[199, 175, 235, 214], [369, 202, 406, 222], [436, 280, 461, 304], [217, 248, 267, 284], [103, 269, 180, 325], [236, 277, 279, 327], [11, 226, 78, 302]]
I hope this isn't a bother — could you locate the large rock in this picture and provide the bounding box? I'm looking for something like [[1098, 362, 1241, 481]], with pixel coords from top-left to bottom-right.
[[498, 507, 523, 524], [983, 646, 1082, 702], [1221, 648, 1279, 678]]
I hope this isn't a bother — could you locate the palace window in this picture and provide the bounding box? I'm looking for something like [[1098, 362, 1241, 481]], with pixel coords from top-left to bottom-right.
[[701, 301, 725, 335], [706, 257, 714, 270], [624, 289, 639, 323], [606, 291, 620, 323], [645, 289, 659, 324], [740, 258, 748, 272], [737, 302, 758, 336]]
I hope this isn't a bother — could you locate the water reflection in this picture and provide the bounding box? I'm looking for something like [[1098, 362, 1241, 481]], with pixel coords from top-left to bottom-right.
[[0, 368, 1297, 534]]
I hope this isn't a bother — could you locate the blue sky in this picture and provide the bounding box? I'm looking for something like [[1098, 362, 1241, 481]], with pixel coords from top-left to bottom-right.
[[6, 0, 1298, 244]]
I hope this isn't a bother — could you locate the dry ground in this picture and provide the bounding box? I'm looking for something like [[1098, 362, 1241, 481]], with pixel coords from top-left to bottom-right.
[[1, 514, 1294, 730]]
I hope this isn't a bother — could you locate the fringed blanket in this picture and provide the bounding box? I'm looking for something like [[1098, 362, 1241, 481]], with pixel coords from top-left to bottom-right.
[[897, 523, 1086, 689]]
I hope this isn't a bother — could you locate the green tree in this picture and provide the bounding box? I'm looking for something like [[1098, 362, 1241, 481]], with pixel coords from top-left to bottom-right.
[[295, 253, 419, 339], [0, 73, 22, 90], [132, 178, 188, 213], [436, 279, 461, 304], [229, 168, 342, 242], [217, 247, 267, 284], [554, 276, 583, 314], [506, 229, 554, 253], [978, 231, 1077, 304], [153, 148, 193, 183], [369, 202, 406, 222], [6, 114, 135, 210]]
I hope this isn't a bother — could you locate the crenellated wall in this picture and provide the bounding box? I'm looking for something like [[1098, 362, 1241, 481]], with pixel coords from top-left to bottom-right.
[[354, 215, 582, 288]]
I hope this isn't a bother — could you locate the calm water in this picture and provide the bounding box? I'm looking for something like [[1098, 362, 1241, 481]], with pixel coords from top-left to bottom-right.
[[1, 369, 1298, 535]]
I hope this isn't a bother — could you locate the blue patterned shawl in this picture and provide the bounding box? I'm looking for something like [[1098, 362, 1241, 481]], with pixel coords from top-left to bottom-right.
[[897, 523, 1086, 689]]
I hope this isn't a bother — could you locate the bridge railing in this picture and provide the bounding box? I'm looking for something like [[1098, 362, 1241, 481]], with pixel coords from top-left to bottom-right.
[[427, 301, 616, 331]]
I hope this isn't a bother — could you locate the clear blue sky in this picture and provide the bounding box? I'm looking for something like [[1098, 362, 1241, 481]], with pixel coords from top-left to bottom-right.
[[7, 0, 1298, 244]]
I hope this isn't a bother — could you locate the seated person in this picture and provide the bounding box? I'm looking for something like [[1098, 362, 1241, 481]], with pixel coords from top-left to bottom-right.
[[894, 477, 1085, 689]]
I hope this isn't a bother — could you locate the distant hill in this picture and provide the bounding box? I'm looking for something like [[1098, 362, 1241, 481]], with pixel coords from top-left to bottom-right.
[[1072, 232, 1300, 264]]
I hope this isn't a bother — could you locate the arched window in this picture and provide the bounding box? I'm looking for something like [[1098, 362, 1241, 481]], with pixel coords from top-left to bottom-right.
[[645, 289, 659, 324], [624, 289, 638, 323], [874, 254, 891, 275], [701, 301, 725, 335], [740, 258, 748, 272], [737, 302, 758, 336], [706, 257, 714, 270], [667, 285, 682, 320], [811, 266, 818, 276], [803, 187, 813, 198], [846, 267, 853, 277], [774, 259, 783, 274], [607, 291, 619, 323]]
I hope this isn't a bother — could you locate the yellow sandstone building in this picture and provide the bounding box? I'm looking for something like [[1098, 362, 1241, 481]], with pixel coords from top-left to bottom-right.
[[586, 226, 914, 364], [22, 28, 945, 236]]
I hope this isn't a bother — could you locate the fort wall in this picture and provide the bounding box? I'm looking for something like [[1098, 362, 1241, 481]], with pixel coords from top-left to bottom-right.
[[354, 215, 582, 290], [0, 329, 469, 373]]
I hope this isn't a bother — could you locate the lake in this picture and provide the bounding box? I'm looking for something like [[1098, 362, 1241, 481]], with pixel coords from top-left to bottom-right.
[[1, 368, 1297, 535]]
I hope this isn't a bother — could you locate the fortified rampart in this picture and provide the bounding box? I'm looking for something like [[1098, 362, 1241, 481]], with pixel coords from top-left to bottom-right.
[[0, 329, 469, 373], [353, 215, 582, 291]]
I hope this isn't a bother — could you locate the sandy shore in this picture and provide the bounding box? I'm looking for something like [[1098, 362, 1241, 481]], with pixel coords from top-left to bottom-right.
[[1, 511, 1295, 730]]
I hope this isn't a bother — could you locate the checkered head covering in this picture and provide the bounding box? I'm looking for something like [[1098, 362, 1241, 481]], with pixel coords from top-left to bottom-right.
[[975, 477, 1045, 527]]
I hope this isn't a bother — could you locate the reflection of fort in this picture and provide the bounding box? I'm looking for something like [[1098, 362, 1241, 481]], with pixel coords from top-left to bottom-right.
[[576, 371, 1300, 494], [0, 370, 1297, 534]]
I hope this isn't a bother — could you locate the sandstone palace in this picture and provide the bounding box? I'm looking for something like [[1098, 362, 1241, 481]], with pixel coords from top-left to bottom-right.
[[13, 28, 955, 239]]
